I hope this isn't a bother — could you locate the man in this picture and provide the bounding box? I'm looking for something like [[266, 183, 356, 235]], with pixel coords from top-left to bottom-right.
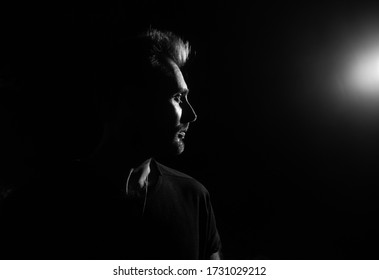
[[88, 28, 221, 259], [1, 28, 221, 260], [86, 28, 222, 259]]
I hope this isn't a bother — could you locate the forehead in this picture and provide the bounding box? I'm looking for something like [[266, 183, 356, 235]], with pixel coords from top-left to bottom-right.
[[156, 59, 188, 95]]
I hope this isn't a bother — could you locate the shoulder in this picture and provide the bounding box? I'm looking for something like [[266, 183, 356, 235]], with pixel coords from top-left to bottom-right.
[[155, 161, 193, 179], [155, 161, 210, 196]]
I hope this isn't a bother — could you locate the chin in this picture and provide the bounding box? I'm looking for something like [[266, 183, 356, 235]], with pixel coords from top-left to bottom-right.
[[153, 138, 185, 158], [170, 137, 185, 156], [171, 138, 185, 155], [176, 142, 185, 155]]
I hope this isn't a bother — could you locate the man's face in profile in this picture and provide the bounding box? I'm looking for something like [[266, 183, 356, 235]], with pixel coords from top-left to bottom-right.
[[119, 58, 197, 157], [151, 59, 197, 156]]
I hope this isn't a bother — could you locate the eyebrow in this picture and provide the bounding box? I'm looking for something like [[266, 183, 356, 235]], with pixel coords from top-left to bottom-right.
[[179, 88, 189, 94], [173, 88, 189, 96]]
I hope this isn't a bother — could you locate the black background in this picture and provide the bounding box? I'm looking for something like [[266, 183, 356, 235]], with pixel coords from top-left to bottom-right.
[[2, 1, 379, 259]]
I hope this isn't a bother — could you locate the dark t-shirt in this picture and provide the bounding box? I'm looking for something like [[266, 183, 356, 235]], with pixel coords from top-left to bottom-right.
[[140, 161, 221, 259], [1, 160, 221, 259]]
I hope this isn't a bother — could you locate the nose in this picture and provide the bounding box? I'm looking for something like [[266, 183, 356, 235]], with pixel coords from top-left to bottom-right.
[[182, 100, 197, 123]]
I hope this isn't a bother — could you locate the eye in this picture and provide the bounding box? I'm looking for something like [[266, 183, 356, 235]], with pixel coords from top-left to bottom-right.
[[173, 93, 183, 104]]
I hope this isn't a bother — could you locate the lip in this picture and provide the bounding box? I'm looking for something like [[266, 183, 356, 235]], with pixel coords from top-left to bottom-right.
[[178, 127, 188, 137], [178, 131, 186, 139], [177, 125, 189, 138]]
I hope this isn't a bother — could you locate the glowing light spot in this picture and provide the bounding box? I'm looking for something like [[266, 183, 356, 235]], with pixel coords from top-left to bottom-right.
[[346, 47, 379, 97]]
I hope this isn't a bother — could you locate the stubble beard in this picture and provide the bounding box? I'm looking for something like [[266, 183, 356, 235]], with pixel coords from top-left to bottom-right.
[[154, 131, 185, 158], [173, 134, 185, 155]]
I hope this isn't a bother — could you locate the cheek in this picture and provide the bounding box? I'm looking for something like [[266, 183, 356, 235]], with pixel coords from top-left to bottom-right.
[[152, 100, 182, 128], [163, 100, 182, 124], [172, 102, 182, 122]]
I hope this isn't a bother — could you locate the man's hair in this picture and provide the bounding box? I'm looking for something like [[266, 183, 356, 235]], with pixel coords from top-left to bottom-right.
[[97, 28, 191, 117], [142, 28, 191, 69]]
